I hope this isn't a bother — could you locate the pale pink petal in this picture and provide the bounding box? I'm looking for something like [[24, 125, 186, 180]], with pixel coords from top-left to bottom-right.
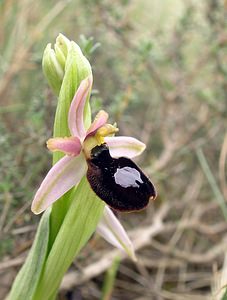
[[104, 136, 146, 158], [68, 76, 93, 139], [86, 110, 108, 138], [31, 153, 86, 214], [47, 137, 82, 156], [96, 206, 136, 261]]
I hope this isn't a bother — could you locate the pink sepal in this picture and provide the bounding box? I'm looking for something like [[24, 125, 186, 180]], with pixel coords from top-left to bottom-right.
[[104, 136, 146, 158], [31, 154, 86, 214], [47, 137, 82, 156]]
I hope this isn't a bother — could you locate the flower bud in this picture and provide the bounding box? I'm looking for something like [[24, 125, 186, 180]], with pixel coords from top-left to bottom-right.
[[54, 44, 66, 69], [42, 34, 92, 98], [56, 33, 71, 57], [42, 43, 64, 95]]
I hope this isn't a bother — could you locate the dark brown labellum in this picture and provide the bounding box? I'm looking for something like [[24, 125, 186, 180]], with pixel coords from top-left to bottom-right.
[[86, 144, 157, 212]]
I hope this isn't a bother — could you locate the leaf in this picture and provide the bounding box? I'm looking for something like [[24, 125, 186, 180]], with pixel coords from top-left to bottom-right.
[[33, 177, 105, 299], [8, 209, 51, 300]]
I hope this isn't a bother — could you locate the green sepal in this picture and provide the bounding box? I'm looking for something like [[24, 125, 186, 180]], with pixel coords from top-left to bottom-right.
[[8, 209, 51, 300]]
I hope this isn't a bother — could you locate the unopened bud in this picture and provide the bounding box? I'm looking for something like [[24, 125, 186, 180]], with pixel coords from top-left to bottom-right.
[[56, 33, 71, 57], [42, 43, 64, 95]]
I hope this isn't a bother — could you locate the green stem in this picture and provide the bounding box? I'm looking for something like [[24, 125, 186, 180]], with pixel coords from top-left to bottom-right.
[[102, 256, 121, 300]]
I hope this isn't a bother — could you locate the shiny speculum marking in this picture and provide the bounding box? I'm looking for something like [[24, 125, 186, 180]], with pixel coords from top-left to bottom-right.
[[86, 144, 157, 212]]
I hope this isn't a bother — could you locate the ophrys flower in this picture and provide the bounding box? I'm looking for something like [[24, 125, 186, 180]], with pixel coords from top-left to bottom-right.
[[31, 76, 147, 215], [31, 75, 156, 259]]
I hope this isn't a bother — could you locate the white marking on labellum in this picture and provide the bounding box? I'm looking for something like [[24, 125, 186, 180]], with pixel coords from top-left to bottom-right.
[[114, 167, 143, 188]]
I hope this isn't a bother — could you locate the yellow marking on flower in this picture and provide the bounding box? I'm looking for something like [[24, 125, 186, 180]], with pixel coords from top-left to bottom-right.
[[96, 124, 119, 138], [83, 137, 99, 159], [83, 124, 118, 159]]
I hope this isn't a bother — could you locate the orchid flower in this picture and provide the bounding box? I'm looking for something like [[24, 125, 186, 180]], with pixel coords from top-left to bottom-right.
[[31, 75, 145, 259]]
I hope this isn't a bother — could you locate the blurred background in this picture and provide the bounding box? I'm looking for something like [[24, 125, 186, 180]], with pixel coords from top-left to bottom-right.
[[0, 0, 227, 299]]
